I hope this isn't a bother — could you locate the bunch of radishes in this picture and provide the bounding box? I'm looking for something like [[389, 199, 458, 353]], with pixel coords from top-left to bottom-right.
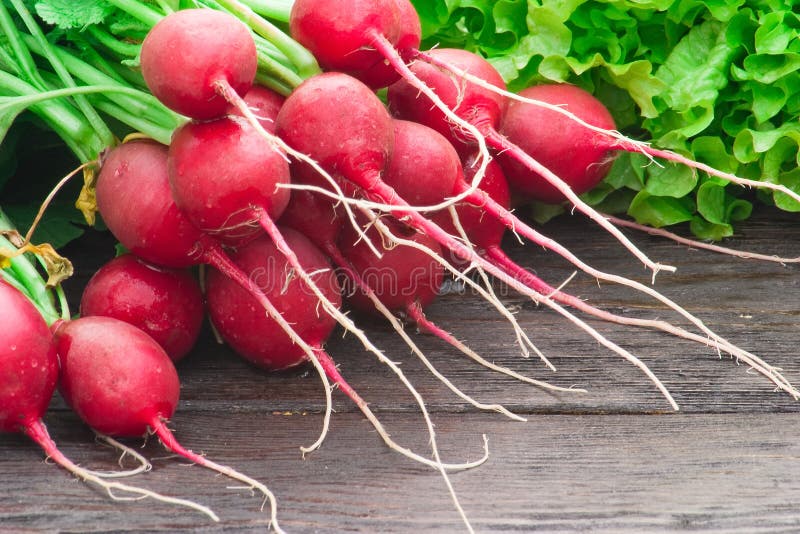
[[5, 1, 800, 531]]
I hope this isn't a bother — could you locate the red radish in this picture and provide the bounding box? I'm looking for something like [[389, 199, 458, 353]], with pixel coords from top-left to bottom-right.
[[289, 0, 401, 75], [140, 9, 257, 120], [168, 115, 291, 247], [498, 84, 617, 203], [54, 316, 181, 438], [388, 48, 507, 154], [0, 280, 215, 519], [79, 254, 204, 361], [0, 279, 59, 435], [52, 315, 282, 529], [339, 220, 443, 314], [351, 0, 421, 89], [230, 84, 285, 132], [206, 229, 341, 371]]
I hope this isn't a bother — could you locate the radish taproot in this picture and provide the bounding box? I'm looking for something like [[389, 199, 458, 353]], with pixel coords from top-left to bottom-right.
[[79, 253, 204, 361]]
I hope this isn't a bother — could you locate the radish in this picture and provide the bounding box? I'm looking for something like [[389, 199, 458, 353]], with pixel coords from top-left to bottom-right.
[[52, 315, 283, 531], [140, 9, 257, 120], [79, 253, 204, 361], [230, 84, 285, 132], [206, 229, 341, 371], [0, 279, 216, 519], [168, 115, 291, 247], [497, 83, 616, 203]]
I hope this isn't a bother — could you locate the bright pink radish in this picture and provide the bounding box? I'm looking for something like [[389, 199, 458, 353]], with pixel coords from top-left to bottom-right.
[[0, 279, 58, 434], [206, 229, 340, 370], [339, 220, 443, 313], [79, 254, 204, 361], [168, 115, 291, 247], [140, 9, 256, 120], [499, 84, 617, 203]]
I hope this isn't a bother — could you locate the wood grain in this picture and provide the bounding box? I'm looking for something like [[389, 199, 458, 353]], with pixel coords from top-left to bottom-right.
[[4, 206, 800, 532]]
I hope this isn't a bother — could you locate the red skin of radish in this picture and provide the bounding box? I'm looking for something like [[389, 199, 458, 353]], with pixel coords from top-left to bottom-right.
[[498, 84, 617, 203], [351, 0, 421, 89], [387, 48, 507, 153], [229, 84, 284, 133], [206, 229, 341, 371], [385, 119, 461, 207], [275, 72, 395, 188], [381, 120, 508, 258], [140, 9, 257, 120], [53, 316, 180, 438], [168, 116, 291, 248], [79, 254, 204, 362], [97, 140, 211, 269], [437, 154, 510, 266], [0, 280, 58, 433], [289, 0, 400, 74], [278, 189, 342, 251], [339, 221, 443, 313]]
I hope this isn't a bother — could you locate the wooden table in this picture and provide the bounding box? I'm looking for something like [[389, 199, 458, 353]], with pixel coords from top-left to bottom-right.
[[4, 207, 800, 532]]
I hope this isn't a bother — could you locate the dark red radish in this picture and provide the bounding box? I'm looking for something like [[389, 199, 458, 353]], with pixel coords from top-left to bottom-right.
[[52, 315, 281, 528], [140, 9, 257, 120], [498, 84, 617, 203], [0, 281, 215, 519], [339, 220, 443, 314], [206, 229, 341, 371], [278, 189, 343, 252], [230, 84, 285, 132], [168, 115, 291, 247], [79, 254, 204, 361]]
